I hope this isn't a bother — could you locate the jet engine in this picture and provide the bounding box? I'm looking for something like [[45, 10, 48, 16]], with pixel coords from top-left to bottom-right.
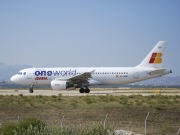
[[51, 80, 74, 90]]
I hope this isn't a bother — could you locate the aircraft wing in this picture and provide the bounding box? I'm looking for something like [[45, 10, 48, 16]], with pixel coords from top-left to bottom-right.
[[54, 70, 100, 87], [68, 70, 95, 84], [148, 68, 167, 75]]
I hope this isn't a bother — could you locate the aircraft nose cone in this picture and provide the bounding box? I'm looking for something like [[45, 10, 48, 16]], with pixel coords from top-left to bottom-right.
[[11, 76, 16, 83]]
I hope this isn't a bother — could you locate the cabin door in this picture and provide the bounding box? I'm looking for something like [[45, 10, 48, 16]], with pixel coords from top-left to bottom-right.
[[133, 68, 139, 78], [27, 69, 32, 79]]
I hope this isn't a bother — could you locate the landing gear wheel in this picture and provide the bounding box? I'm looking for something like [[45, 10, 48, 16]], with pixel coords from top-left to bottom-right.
[[85, 88, 90, 93], [29, 88, 33, 93], [79, 88, 85, 93], [29, 85, 34, 93]]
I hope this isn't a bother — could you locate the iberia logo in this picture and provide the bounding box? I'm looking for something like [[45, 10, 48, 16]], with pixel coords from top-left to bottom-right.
[[149, 52, 162, 64]]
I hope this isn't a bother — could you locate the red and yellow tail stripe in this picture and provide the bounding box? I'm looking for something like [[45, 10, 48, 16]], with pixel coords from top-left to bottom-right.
[[149, 52, 162, 64]]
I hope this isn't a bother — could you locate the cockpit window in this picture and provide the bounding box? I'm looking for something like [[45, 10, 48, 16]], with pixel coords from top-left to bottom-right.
[[18, 72, 22, 75], [17, 72, 26, 75]]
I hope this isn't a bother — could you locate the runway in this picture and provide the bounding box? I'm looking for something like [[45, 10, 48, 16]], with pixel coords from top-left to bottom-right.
[[0, 88, 180, 96]]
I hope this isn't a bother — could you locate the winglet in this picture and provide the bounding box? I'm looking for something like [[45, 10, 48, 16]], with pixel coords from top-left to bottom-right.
[[137, 41, 167, 68]]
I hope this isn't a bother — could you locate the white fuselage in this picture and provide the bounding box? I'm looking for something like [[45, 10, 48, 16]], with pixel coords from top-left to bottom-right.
[[11, 67, 171, 86]]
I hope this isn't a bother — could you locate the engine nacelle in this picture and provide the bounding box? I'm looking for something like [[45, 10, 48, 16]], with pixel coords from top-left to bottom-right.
[[51, 80, 74, 90]]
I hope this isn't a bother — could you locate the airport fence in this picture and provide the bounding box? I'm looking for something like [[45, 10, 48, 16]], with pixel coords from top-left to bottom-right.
[[0, 109, 180, 135]]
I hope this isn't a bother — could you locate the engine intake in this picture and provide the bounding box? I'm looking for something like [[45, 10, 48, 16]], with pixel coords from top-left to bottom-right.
[[51, 80, 74, 90]]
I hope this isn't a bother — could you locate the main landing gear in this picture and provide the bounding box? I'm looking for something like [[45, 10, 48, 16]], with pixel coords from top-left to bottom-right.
[[29, 85, 34, 93], [79, 87, 90, 93]]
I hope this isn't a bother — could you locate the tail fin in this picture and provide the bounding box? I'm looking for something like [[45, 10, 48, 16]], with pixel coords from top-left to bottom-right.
[[137, 41, 167, 68]]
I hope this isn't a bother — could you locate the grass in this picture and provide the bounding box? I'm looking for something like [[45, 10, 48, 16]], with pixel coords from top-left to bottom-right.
[[1, 118, 45, 135], [1, 118, 114, 135], [0, 94, 180, 109], [0, 95, 180, 134]]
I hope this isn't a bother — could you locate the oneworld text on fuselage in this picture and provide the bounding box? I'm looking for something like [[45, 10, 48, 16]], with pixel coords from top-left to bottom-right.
[[34, 69, 77, 76]]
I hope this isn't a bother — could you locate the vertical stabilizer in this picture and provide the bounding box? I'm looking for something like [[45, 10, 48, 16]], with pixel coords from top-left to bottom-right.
[[137, 41, 167, 68]]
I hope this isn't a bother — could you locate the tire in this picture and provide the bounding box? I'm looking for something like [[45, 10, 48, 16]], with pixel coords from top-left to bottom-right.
[[79, 88, 85, 93], [85, 89, 90, 93], [29, 88, 33, 93]]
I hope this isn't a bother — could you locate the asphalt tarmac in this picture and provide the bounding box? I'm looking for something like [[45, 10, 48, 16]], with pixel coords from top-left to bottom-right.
[[0, 89, 180, 96]]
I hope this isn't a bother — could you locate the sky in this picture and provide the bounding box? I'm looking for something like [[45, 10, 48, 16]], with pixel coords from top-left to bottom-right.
[[0, 0, 179, 76]]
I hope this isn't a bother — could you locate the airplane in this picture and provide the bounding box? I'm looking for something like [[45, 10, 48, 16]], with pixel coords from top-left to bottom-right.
[[11, 41, 172, 93]]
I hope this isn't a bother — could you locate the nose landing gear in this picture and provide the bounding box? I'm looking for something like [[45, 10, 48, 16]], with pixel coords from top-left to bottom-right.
[[29, 85, 34, 93]]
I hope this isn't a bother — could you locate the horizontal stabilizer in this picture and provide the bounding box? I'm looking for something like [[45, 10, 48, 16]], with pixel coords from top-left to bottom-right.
[[148, 68, 166, 75]]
